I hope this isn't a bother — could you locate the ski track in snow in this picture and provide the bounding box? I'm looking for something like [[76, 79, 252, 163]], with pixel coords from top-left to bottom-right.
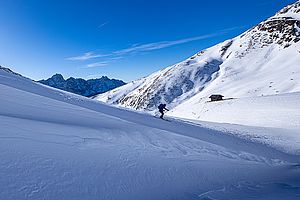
[[1, 69, 300, 199]]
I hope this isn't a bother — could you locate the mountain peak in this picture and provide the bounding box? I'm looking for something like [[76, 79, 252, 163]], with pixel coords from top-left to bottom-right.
[[51, 73, 65, 82], [276, 1, 300, 17], [241, 1, 300, 49]]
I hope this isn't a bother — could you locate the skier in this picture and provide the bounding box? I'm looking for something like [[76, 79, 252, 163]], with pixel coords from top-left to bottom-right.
[[158, 103, 169, 119]]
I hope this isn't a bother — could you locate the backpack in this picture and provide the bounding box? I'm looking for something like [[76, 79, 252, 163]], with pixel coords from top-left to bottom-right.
[[158, 104, 164, 110]]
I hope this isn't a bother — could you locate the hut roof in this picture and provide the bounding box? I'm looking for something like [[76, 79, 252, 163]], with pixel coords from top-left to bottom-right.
[[209, 94, 224, 98]]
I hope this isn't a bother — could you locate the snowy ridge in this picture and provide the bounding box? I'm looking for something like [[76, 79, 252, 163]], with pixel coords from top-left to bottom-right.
[[95, 1, 300, 111], [1, 66, 300, 199], [0, 65, 30, 79]]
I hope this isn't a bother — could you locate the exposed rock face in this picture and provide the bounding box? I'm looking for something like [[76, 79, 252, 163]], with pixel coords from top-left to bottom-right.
[[38, 74, 125, 97], [117, 59, 222, 109], [243, 1, 300, 49]]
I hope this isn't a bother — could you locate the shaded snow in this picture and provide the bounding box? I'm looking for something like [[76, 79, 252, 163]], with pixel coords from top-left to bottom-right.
[[1, 67, 300, 199]]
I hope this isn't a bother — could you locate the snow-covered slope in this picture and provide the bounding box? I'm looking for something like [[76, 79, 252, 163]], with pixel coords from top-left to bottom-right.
[[168, 92, 300, 154], [95, 1, 300, 111], [169, 92, 300, 130], [1, 67, 300, 199]]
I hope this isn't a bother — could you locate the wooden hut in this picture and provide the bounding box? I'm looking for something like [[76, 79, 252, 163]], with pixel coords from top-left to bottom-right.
[[209, 94, 224, 101]]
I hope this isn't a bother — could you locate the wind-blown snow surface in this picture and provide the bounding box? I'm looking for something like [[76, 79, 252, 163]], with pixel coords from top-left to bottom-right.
[[96, 1, 300, 111], [1, 69, 300, 199], [169, 94, 300, 155]]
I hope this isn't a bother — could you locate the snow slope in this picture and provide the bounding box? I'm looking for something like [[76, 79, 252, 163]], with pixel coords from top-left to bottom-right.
[[169, 92, 300, 130], [169, 92, 300, 155], [1, 67, 300, 199], [95, 1, 300, 111]]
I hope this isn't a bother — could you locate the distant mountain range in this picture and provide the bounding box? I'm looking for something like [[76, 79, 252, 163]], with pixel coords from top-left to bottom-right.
[[95, 1, 300, 112], [38, 74, 125, 97]]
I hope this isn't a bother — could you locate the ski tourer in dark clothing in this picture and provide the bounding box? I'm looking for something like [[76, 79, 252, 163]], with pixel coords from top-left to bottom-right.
[[158, 104, 169, 119]]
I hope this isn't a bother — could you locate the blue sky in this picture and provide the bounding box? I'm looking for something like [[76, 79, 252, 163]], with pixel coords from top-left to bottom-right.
[[0, 0, 296, 82]]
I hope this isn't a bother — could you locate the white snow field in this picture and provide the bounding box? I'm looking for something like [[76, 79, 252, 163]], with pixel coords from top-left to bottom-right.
[[1, 69, 300, 200], [168, 92, 300, 155]]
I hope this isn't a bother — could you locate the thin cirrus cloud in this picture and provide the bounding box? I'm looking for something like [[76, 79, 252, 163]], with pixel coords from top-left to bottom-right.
[[114, 34, 217, 55], [98, 21, 109, 29], [66, 52, 109, 61], [85, 61, 109, 68], [67, 26, 245, 63], [113, 26, 245, 55]]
